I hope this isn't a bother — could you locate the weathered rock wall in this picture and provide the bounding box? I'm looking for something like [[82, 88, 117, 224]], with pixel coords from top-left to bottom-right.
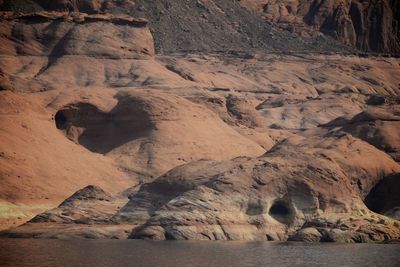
[[240, 0, 400, 53]]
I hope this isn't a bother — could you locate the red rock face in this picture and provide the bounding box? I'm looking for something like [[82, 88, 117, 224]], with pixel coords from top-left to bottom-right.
[[1, 0, 134, 14], [2, 0, 399, 52], [313, 0, 400, 53], [241, 0, 400, 53], [0, 0, 399, 242], [33, 0, 100, 13]]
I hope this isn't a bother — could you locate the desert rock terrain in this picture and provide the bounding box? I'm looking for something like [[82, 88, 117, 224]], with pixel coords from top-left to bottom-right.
[[240, 0, 400, 53], [0, 0, 399, 242]]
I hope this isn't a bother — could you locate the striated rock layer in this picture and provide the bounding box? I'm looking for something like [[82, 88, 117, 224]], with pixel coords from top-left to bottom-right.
[[0, 2, 399, 242], [1, 0, 353, 54], [1, 0, 399, 53], [240, 0, 400, 54], [5, 121, 400, 241]]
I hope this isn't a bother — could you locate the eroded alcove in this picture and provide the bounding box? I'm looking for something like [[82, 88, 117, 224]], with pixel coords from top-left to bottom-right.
[[364, 173, 400, 217], [268, 199, 295, 224], [54, 100, 154, 154]]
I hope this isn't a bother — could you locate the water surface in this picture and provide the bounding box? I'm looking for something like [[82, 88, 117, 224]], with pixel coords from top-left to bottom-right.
[[0, 239, 399, 267]]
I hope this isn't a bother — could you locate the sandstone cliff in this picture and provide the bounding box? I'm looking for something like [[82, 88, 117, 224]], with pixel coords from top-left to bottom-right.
[[1, 0, 353, 53], [2, 0, 399, 53], [240, 0, 400, 53], [0, 1, 399, 242]]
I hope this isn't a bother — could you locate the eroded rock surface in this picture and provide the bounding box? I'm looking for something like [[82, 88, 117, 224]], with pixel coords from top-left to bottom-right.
[[240, 0, 400, 53], [53, 90, 265, 179], [0, 1, 399, 242], [117, 125, 400, 242], [7, 124, 399, 241], [1, 0, 353, 54]]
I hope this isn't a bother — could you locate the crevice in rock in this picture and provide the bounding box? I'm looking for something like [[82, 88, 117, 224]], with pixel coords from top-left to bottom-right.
[[165, 64, 195, 81], [349, 2, 363, 37]]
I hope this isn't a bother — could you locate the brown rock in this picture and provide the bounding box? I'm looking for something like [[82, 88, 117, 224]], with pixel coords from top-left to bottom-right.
[[0, 11, 154, 58], [240, 0, 400, 53], [113, 126, 400, 241], [337, 107, 400, 162], [288, 227, 322, 242]]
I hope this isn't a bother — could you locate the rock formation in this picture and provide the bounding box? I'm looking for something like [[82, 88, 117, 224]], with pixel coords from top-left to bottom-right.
[[324, 105, 400, 162], [0, 0, 353, 54], [2, 0, 399, 53], [240, 0, 400, 54], [0, 1, 399, 242], [5, 125, 399, 241]]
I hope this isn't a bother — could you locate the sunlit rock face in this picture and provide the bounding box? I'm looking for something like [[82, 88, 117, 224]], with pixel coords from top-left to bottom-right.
[[0, 0, 399, 242], [0, 12, 154, 58], [120, 127, 399, 241]]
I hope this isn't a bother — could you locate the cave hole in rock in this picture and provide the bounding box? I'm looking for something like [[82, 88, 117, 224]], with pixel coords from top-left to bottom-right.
[[270, 202, 289, 215], [364, 174, 400, 218], [54, 100, 154, 154], [269, 200, 293, 224], [55, 110, 68, 129]]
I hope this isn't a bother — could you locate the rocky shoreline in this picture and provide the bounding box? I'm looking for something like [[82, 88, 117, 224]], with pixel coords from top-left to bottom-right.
[[0, 1, 399, 242]]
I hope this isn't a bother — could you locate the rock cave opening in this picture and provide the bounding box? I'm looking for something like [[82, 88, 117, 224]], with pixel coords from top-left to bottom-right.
[[269, 200, 294, 224], [55, 110, 68, 129], [364, 174, 400, 218], [54, 101, 154, 154]]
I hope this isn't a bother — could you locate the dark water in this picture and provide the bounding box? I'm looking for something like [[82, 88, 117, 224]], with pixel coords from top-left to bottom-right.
[[0, 239, 399, 267]]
